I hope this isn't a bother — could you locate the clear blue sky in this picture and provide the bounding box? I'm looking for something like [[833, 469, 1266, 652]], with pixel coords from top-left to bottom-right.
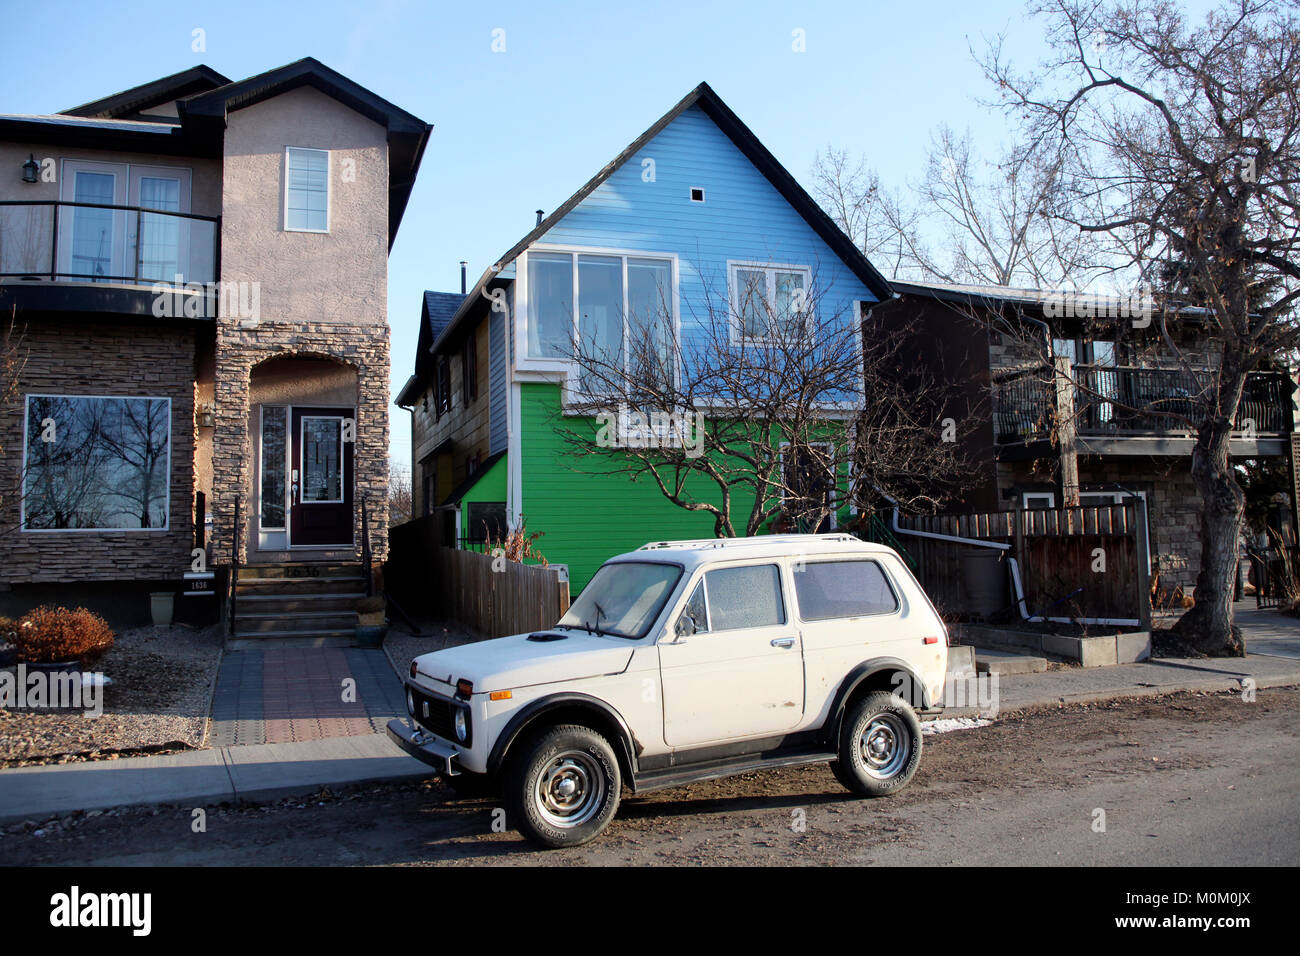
[[0, 0, 1215, 469]]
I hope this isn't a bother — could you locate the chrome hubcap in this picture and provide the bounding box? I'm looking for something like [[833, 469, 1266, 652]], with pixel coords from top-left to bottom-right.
[[535, 751, 605, 828], [859, 714, 910, 779]]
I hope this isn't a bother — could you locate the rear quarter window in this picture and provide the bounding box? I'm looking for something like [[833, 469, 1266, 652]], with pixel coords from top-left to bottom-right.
[[793, 559, 899, 621]]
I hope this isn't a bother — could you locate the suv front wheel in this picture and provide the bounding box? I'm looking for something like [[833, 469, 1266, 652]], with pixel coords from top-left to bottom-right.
[[832, 690, 923, 796], [506, 724, 622, 848]]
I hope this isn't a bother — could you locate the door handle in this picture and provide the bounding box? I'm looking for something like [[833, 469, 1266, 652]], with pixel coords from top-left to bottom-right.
[[771, 637, 796, 649]]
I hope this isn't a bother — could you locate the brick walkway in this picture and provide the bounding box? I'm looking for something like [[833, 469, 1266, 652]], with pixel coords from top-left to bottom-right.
[[208, 647, 406, 747]]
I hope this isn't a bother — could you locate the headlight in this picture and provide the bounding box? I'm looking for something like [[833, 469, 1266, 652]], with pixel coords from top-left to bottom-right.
[[454, 706, 469, 743], [406, 689, 415, 715]]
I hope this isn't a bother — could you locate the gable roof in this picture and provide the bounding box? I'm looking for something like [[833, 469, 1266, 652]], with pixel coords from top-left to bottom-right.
[[397, 290, 466, 406], [178, 57, 430, 247], [6, 59, 430, 249], [433, 81, 893, 353], [63, 65, 232, 120]]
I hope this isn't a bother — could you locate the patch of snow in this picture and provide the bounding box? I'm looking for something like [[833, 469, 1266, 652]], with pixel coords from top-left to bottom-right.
[[920, 716, 993, 735]]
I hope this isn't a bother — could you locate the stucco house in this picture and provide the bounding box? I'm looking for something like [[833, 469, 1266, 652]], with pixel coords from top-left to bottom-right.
[[395, 82, 891, 590], [0, 59, 430, 634]]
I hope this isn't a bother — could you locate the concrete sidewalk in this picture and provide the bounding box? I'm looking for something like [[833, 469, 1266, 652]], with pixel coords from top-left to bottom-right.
[[2, 651, 1299, 827], [0, 733, 429, 826]]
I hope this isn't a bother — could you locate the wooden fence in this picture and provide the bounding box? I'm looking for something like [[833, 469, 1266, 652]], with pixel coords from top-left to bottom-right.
[[388, 515, 571, 638], [893, 502, 1148, 622]]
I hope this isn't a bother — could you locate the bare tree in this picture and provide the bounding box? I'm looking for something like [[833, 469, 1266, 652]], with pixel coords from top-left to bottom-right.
[[981, 0, 1300, 654], [814, 128, 1110, 287], [554, 265, 973, 537], [388, 464, 412, 527]]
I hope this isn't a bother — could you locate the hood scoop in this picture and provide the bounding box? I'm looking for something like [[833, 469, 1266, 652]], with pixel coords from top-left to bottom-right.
[[526, 631, 568, 642]]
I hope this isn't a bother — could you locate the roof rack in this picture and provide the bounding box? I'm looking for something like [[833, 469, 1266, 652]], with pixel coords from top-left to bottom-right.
[[637, 533, 863, 551]]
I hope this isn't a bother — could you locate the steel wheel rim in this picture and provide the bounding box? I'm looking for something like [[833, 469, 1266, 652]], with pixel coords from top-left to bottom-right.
[[859, 713, 910, 779], [535, 750, 605, 828]]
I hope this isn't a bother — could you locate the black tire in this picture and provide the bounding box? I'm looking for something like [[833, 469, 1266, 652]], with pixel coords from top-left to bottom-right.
[[831, 690, 923, 797], [504, 724, 622, 849]]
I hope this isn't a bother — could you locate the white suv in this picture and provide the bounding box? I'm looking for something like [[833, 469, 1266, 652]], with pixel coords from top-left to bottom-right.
[[389, 533, 948, 848]]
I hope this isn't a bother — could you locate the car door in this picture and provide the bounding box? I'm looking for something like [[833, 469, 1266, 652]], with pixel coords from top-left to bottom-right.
[[657, 561, 805, 748]]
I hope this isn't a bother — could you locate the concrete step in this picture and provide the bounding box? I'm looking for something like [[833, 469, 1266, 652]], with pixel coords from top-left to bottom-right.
[[234, 594, 365, 614], [236, 577, 366, 595], [975, 646, 1049, 675], [240, 562, 364, 579], [229, 626, 357, 645], [233, 612, 359, 633]]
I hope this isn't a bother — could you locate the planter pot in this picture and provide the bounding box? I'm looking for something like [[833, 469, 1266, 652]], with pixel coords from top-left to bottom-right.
[[355, 623, 388, 648], [357, 611, 386, 627], [150, 591, 175, 627]]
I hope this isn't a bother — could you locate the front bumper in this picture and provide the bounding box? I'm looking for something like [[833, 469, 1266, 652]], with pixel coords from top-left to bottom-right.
[[386, 718, 463, 776]]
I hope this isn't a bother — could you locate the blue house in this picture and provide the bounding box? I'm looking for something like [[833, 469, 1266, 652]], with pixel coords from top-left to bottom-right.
[[398, 83, 892, 587]]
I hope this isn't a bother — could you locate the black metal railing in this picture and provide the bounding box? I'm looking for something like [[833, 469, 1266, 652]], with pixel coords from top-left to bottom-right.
[[992, 367, 1055, 443], [0, 199, 218, 286], [361, 497, 373, 597], [993, 364, 1291, 443], [228, 496, 242, 638]]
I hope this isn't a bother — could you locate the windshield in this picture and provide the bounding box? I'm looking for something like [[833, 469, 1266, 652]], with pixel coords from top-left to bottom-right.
[[556, 561, 682, 639]]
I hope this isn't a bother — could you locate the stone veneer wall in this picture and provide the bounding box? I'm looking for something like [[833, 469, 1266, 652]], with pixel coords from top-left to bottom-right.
[[0, 320, 197, 584], [210, 318, 390, 565]]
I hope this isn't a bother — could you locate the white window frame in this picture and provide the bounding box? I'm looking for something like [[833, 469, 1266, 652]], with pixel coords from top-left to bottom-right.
[[515, 245, 681, 389], [283, 147, 331, 234], [20, 393, 172, 533], [727, 260, 814, 346], [1021, 492, 1055, 509]]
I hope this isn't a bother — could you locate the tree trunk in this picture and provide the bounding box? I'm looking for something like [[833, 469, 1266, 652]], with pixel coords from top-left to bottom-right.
[[1171, 364, 1248, 656]]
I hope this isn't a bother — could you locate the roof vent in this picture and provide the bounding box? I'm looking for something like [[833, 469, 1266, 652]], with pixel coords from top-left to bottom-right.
[[527, 631, 567, 642], [535, 209, 544, 226]]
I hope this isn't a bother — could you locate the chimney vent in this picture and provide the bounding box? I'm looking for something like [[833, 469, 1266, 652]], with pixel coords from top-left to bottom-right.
[[460, 261, 467, 294], [535, 209, 544, 226]]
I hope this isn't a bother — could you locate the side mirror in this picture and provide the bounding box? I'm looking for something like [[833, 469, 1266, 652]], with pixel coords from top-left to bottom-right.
[[674, 613, 696, 640]]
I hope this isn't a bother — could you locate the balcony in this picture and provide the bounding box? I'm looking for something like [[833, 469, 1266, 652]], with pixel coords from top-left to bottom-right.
[[0, 200, 218, 314], [993, 363, 1293, 456]]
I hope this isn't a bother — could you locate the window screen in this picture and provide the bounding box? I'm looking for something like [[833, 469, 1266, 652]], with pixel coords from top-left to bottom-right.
[[704, 564, 785, 630], [794, 560, 898, 620]]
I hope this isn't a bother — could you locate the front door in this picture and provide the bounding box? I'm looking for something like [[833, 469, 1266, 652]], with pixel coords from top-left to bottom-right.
[[658, 562, 805, 748], [289, 407, 353, 547]]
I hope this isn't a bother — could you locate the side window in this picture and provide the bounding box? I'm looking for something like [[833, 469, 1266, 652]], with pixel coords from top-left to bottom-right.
[[678, 580, 710, 635], [704, 564, 785, 630], [794, 560, 899, 621]]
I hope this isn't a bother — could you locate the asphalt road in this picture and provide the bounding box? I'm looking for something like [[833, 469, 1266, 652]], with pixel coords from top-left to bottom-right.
[[3, 687, 1297, 866]]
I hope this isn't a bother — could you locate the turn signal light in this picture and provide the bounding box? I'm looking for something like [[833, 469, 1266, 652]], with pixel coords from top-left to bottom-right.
[[922, 636, 940, 645], [409, 661, 418, 678], [490, 690, 512, 701], [456, 678, 474, 698]]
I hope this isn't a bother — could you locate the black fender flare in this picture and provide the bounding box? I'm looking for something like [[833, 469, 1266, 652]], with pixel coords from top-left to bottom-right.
[[822, 657, 932, 746], [485, 692, 640, 778]]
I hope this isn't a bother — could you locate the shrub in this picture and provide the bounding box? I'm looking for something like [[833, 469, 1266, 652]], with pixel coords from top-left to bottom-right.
[[0, 616, 17, 646], [12, 606, 115, 667]]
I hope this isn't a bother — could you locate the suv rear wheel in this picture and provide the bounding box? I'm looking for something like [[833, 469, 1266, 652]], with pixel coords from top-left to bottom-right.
[[832, 690, 923, 796], [505, 724, 622, 848]]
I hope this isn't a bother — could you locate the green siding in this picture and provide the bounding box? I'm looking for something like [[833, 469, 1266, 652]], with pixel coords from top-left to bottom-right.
[[519, 383, 850, 590]]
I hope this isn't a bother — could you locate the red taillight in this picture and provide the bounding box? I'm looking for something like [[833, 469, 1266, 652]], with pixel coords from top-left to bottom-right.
[[922, 636, 939, 645]]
